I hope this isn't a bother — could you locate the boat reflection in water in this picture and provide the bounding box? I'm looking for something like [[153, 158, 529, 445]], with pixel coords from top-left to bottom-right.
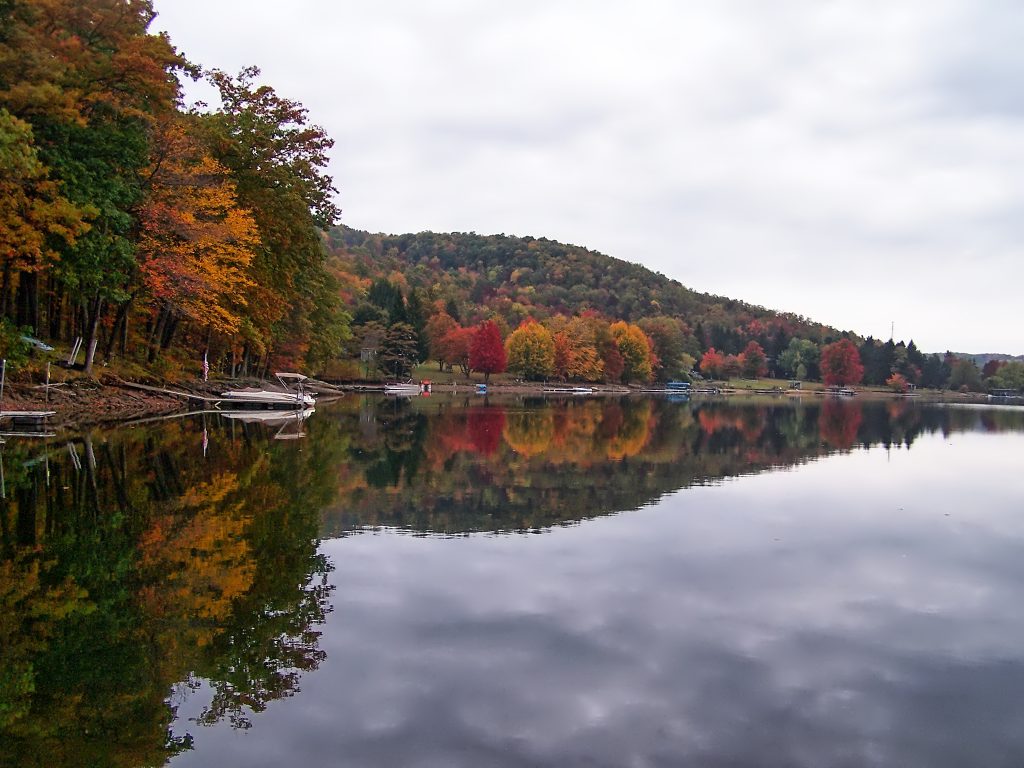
[[220, 407, 315, 439]]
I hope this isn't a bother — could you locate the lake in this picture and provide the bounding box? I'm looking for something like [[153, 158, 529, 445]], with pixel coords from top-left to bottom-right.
[[2, 396, 1023, 767]]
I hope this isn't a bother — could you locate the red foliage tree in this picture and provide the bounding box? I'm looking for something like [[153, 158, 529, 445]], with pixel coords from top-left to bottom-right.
[[700, 347, 725, 378], [982, 359, 1005, 379], [722, 354, 742, 379], [601, 342, 624, 383], [739, 341, 768, 378], [820, 339, 864, 387], [469, 320, 507, 383]]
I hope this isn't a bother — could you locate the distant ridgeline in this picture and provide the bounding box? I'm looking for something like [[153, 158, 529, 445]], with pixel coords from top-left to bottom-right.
[[327, 226, 840, 348]]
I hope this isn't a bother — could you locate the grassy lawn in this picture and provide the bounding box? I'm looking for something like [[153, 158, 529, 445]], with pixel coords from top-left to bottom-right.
[[411, 364, 520, 385]]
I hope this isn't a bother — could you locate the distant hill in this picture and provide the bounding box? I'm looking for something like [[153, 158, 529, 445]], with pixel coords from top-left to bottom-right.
[[958, 353, 1024, 367], [325, 226, 846, 355]]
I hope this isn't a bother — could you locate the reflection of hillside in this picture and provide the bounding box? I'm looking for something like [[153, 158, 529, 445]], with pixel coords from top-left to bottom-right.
[[2, 399, 1023, 764], [320, 399, 1024, 536]]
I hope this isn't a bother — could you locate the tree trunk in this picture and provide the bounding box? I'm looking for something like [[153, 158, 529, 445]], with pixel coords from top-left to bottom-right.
[[15, 271, 39, 332], [48, 278, 61, 340], [160, 314, 179, 350], [0, 261, 10, 318], [105, 298, 131, 359], [147, 306, 168, 363], [83, 294, 103, 374]]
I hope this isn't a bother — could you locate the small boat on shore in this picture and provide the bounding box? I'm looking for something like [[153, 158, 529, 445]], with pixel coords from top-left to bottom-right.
[[384, 382, 424, 396], [220, 373, 315, 409], [542, 386, 594, 395]]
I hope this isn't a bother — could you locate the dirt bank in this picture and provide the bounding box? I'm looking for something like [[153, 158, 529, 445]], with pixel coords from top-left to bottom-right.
[[1, 377, 184, 430]]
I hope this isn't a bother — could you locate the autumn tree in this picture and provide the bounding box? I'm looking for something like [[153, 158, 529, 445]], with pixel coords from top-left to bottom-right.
[[203, 66, 344, 373], [136, 118, 260, 358], [440, 325, 475, 376], [559, 316, 606, 382], [0, 0, 182, 371], [638, 316, 692, 381], [610, 321, 653, 383], [982, 359, 1006, 380], [820, 338, 865, 387], [0, 109, 87, 320], [505, 320, 556, 380], [425, 311, 458, 371], [739, 340, 768, 379], [469, 320, 506, 383], [700, 347, 725, 379], [886, 372, 909, 393], [722, 354, 742, 379], [552, 331, 573, 380]]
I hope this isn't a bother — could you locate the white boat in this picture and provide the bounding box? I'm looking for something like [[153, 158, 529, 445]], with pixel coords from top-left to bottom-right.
[[220, 373, 316, 408], [383, 382, 423, 396], [542, 386, 594, 395]]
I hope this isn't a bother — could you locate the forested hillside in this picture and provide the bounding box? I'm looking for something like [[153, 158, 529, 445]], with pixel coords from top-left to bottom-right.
[[0, 0, 347, 379], [326, 227, 838, 349]]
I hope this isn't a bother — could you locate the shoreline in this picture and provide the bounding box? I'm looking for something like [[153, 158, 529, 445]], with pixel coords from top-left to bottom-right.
[[0, 377, 1011, 433]]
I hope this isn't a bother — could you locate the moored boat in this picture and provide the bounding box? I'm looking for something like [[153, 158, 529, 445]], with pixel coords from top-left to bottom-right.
[[220, 373, 315, 408], [383, 382, 424, 396]]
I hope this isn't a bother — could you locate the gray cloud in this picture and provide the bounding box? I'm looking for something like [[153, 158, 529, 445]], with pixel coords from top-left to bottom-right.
[[155, 1, 1024, 353]]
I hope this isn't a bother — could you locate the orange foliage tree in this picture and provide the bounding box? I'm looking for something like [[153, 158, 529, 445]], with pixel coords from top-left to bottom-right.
[[700, 347, 725, 378], [137, 119, 260, 353]]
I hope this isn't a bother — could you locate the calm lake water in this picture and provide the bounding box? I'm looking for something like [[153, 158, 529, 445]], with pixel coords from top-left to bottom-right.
[[2, 396, 1024, 767]]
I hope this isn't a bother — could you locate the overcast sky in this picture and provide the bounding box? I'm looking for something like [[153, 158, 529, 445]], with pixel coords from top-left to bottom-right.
[[153, 1, 1023, 354]]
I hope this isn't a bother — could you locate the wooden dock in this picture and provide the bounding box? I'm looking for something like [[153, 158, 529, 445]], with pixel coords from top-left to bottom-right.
[[0, 410, 57, 423]]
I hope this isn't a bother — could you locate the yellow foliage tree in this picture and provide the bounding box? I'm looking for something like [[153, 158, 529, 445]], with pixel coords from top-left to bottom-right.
[[610, 321, 654, 383], [0, 109, 88, 292], [558, 316, 605, 382], [505, 319, 556, 381]]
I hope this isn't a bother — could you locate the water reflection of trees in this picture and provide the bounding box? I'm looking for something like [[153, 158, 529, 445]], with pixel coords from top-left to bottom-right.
[[322, 398, 1024, 536], [0, 419, 338, 766], [1, 398, 1022, 765]]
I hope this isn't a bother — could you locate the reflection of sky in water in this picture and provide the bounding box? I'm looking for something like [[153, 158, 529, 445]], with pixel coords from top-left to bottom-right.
[[172, 431, 1024, 767]]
